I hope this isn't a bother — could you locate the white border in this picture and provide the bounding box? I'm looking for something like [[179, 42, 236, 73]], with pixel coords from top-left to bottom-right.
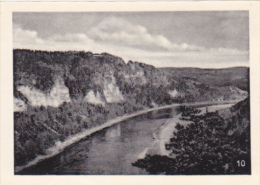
[[1, 2, 259, 185]]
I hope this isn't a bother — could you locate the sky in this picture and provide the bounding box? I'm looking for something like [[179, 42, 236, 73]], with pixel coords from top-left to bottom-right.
[[13, 12, 249, 68]]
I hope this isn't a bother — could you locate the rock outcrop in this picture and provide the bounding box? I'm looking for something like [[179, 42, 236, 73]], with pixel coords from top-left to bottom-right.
[[16, 78, 70, 108]]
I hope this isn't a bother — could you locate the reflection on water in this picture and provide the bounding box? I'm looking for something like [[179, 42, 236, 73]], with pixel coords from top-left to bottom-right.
[[105, 124, 121, 139], [18, 107, 181, 175]]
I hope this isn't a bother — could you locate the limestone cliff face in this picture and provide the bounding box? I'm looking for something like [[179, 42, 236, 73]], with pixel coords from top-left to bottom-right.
[[84, 90, 105, 106], [15, 78, 70, 108], [48, 78, 71, 106], [103, 75, 124, 103], [14, 97, 27, 112], [122, 61, 147, 85], [168, 90, 178, 98], [14, 72, 125, 109], [82, 72, 125, 105]]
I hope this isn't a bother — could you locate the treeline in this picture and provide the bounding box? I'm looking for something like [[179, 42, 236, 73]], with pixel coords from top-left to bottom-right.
[[132, 98, 250, 174], [14, 101, 142, 166]]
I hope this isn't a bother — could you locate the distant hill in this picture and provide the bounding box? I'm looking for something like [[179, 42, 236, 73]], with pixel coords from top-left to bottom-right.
[[161, 67, 249, 91]]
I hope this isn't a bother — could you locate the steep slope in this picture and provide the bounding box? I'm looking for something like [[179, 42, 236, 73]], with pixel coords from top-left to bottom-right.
[[13, 49, 248, 110]]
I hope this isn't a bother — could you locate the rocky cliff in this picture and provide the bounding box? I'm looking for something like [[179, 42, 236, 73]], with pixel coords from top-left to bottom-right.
[[13, 49, 248, 111]]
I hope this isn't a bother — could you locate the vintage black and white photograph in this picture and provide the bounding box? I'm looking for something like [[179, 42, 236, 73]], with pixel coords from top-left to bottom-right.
[[13, 11, 251, 175]]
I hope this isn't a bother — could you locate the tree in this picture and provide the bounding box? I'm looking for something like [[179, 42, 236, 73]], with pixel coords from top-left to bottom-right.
[[133, 101, 251, 175]]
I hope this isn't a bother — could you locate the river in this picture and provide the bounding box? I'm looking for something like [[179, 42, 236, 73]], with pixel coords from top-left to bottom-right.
[[17, 107, 182, 175], [16, 102, 236, 175]]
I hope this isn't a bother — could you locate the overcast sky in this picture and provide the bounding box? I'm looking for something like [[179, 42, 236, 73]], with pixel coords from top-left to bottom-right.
[[13, 12, 249, 68]]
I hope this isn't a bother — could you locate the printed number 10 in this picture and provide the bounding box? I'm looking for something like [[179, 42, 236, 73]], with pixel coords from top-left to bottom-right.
[[237, 160, 246, 167]]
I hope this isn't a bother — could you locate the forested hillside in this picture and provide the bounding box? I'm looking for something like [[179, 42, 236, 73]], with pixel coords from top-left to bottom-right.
[[14, 49, 248, 107]]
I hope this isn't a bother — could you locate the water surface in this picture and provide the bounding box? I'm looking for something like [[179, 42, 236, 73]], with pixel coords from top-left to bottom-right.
[[18, 107, 180, 175]]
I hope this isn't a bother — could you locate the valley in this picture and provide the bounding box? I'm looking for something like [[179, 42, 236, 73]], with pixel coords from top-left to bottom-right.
[[13, 49, 250, 174]]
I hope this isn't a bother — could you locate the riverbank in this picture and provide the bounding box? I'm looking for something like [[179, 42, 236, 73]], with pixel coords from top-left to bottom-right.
[[142, 114, 192, 157], [15, 104, 177, 173], [159, 114, 192, 156], [15, 100, 239, 173]]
